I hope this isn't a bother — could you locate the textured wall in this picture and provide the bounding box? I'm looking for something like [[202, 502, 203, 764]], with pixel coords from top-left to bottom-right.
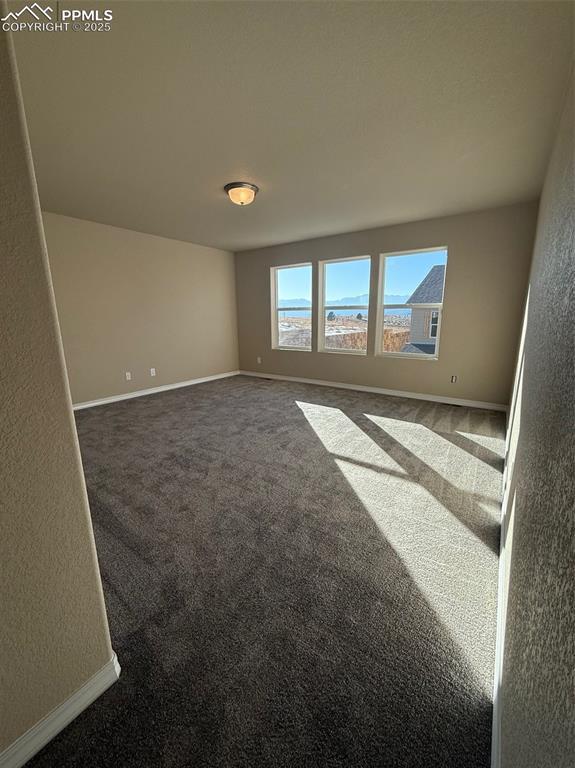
[[0, 24, 113, 751], [499, 72, 574, 767], [43, 213, 239, 404], [236, 202, 537, 405]]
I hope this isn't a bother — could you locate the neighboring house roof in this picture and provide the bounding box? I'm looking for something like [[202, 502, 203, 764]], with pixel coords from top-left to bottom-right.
[[407, 264, 445, 304], [401, 342, 437, 355]]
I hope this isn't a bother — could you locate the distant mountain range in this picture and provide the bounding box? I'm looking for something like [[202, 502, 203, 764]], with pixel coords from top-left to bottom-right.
[[278, 294, 410, 317], [278, 293, 409, 307]]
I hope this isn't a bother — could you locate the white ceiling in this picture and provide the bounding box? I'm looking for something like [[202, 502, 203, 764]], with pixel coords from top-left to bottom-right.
[[13, 1, 574, 252]]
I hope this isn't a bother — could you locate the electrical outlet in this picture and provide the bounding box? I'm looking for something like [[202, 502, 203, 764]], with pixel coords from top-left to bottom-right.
[[150, 367, 156, 377], [125, 371, 132, 381], [257, 356, 262, 365], [450, 375, 457, 383]]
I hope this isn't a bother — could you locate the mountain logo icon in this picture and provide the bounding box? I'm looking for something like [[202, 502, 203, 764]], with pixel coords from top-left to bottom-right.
[[1, 3, 53, 21]]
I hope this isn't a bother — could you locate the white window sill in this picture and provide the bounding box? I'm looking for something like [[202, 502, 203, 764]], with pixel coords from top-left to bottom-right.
[[319, 348, 367, 356], [273, 346, 312, 352], [377, 352, 439, 361]]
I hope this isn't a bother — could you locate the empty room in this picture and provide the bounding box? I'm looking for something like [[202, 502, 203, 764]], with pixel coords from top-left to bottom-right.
[[0, 2, 573, 768]]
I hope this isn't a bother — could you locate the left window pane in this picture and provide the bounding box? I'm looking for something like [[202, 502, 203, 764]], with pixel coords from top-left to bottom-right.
[[273, 264, 312, 350]]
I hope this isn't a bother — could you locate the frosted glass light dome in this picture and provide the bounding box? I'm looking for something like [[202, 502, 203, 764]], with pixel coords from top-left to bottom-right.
[[224, 182, 259, 206]]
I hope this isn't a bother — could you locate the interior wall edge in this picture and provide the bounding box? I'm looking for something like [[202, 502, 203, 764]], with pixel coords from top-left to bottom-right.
[[496, 68, 575, 768], [0, 17, 115, 754]]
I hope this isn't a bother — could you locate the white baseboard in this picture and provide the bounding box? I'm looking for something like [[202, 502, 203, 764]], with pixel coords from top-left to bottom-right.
[[72, 368, 507, 412], [0, 654, 120, 768], [239, 370, 508, 412], [73, 370, 240, 410]]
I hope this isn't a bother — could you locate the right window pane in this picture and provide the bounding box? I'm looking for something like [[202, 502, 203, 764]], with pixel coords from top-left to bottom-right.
[[380, 248, 447, 357]]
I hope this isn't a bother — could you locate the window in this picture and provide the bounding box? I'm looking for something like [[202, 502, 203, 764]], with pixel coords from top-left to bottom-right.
[[271, 263, 312, 350], [430, 310, 439, 339], [378, 248, 447, 358], [319, 256, 371, 354]]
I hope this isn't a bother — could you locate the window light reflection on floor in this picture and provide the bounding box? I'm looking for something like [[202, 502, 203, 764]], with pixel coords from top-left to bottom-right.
[[296, 399, 503, 692]]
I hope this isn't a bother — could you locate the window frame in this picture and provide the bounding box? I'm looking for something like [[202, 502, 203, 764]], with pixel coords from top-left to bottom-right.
[[270, 262, 313, 352], [318, 254, 371, 356], [376, 247, 447, 361]]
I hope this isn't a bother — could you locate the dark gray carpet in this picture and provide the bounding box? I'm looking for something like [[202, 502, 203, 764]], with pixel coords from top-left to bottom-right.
[[28, 375, 505, 768]]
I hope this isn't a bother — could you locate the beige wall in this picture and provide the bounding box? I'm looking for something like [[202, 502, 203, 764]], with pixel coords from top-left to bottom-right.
[[0, 24, 113, 752], [498, 71, 574, 768], [43, 213, 239, 404], [236, 202, 538, 405]]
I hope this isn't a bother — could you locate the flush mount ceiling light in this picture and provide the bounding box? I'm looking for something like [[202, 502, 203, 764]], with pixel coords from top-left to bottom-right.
[[224, 181, 259, 206]]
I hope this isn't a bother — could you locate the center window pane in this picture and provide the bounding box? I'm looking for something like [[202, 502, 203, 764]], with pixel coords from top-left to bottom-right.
[[322, 257, 370, 353], [325, 309, 369, 351], [324, 258, 370, 307]]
